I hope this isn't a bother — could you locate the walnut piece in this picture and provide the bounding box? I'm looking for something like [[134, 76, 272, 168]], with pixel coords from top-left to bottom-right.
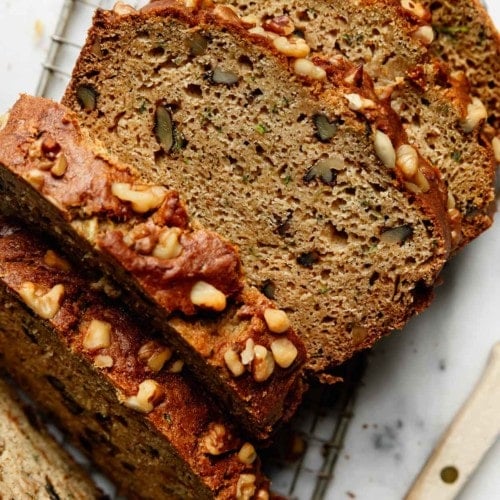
[[18, 282, 65, 319]]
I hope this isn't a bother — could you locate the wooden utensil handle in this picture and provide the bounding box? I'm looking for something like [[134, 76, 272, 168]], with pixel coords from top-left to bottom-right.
[[405, 342, 500, 500]]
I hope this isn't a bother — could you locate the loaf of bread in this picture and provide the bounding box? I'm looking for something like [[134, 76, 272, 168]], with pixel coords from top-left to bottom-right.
[[219, 0, 495, 247], [0, 216, 272, 499], [0, 377, 102, 499], [0, 94, 306, 441], [422, 0, 500, 142], [61, 1, 453, 375]]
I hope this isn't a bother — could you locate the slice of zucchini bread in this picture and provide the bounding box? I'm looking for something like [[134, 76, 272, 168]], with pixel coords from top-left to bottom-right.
[[422, 0, 499, 141], [219, 0, 495, 247], [0, 377, 102, 499], [62, 1, 452, 375], [0, 216, 271, 500], [0, 95, 307, 442]]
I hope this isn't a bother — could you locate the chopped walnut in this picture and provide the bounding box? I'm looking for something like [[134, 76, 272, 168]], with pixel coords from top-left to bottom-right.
[[253, 345, 275, 382], [138, 340, 173, 372], [122, 379, 164, 413], [83, 319, 112, 351], [263, 308, 291, 334], [238, 442, 257, 465], [43, 250, 71, 272], [270, 338, 298, 368], [293, 59, 326, 80], [94, 354, 114, 369], [190, 281, 227, 311], [202, 423, 228, 455], [224, 348, 245, 377], [273, 36, 310, 58], [111, 182, 168, 213], [236, 474, 257, 500], [374, 130, 396, 169], [152, 227, 183, 259], [263, 15, 295, 36], [18, 282, 65, 319]]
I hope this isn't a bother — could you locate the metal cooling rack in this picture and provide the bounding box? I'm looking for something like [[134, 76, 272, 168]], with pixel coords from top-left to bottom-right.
[[35, 1, 366, 498]]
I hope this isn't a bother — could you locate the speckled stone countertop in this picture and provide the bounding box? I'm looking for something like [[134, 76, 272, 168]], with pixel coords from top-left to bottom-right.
[[0, 1, 498, 499]]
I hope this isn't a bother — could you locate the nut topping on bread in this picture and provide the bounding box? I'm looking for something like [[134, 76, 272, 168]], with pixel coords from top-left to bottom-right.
[[60, 1, 454, 376], [0, 217, 272, 497], [0, 95, 307, 440]]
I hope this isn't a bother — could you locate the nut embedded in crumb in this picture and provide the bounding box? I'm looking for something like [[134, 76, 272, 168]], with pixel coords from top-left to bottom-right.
[[270, 338, 298, 368], [262, 15, 295, 36], [293, 59, 327, 80], [256, 490, 270, 500], [252, 345, 275, 382], [263, 308, 290, 334], [113, 1, 136, 15], [273, 36, 310, 58], [344, 93, 376, 111], [236, 474, 257, 500], [203, 423, 228, 455], [83, 319, 112, 351], [373, 130, 396, 169], [400, 0, 427, 19], [94, 354, 114, 369], [50, 153, 68, 177], [492, 137, 500, 163], [153, 227, 183, 259], [0, 112, 9, 131], [18, 282, 65, 319], [23, 169, 45, 190], [123, 379, 164, 413], [111, 182, 168, 213], [461, 97, 488, 133], [190, 281, 226, 311], [396, 144, 419, 179], [412, 25, 434, 44], [238, 442, 257, 465], [240, 338, 255, 366], [169, 359, 184, 373], [43, 250, 71, 272], [138, 340, 173, 372], [224, 348, 245, 377]]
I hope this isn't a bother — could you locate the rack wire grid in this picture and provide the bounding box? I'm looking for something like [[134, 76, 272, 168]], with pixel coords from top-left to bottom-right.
[[36, 1, 367, 498]]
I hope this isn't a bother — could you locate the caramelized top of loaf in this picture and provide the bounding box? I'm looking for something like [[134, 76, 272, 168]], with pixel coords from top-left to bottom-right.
[[422, 0, 500, 139], [220, 0, 495, 247], [0, 217, 270, 499], [61, 1, 453, 374], [0, 95, 307, 441]]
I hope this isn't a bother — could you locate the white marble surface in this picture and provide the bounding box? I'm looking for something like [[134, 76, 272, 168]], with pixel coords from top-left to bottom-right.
[[0, 1, 498, 499]]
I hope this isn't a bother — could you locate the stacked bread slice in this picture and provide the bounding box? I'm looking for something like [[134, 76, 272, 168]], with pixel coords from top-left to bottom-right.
[[0, 216, 271, 499], [0, 0, 496, 497], [0, 377, 102, 499], [219, 0, 496, 246]]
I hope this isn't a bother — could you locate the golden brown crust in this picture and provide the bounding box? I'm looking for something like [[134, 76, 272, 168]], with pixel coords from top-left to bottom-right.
[[0, 95, 307, 440], [0, 216, 270, 499], [60, 0, 453, 375]]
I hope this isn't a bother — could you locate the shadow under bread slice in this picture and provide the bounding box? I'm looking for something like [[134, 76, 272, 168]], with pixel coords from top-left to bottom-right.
[[0, 377, 103, 499], [0, 216, 272, 499], [422, 0, 500, 143], [0, 95, 307, 442], [219, 0, 495, 248], [62, 2, 453, 376]]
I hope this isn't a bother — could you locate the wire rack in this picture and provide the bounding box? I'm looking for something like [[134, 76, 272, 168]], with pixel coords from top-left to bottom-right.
[[35, 1, 366, 498]]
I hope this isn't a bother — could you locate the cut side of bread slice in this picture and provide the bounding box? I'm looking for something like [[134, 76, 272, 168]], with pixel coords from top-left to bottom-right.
[[0, 216, 271, 500], [61, 2, 452, 375], [0, 377, 102, 499], [422, 0, 500, 141], [0, 95, 307, 441], [219, 0, 495, 246]]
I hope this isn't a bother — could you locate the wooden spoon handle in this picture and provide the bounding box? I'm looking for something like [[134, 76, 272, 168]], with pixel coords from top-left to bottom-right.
[[405, 342, 500, 500]]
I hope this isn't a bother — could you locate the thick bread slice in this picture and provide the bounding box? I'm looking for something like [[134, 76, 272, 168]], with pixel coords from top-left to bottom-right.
[[0, 377, 102, 499], [0, 217, 271, 500], [220, 0, 495, 247], [422, 0, 500, 142], [0, 95, 307, 442], [61, 2, 452, 374]]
